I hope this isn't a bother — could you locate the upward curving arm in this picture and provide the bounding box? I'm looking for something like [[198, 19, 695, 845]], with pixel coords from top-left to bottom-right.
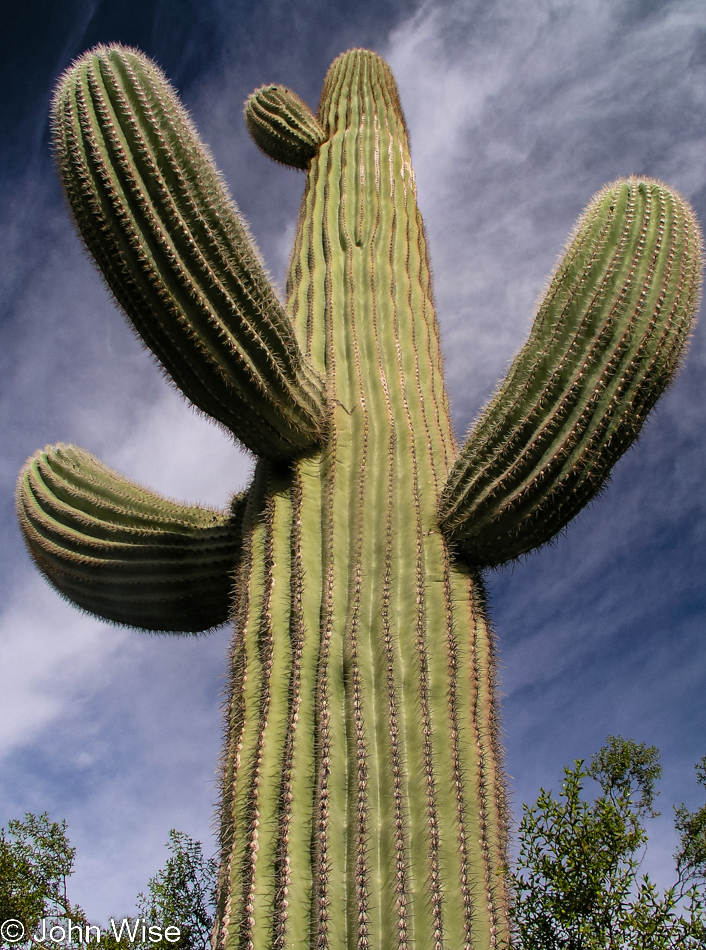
[[439, 178, 702, 568], [53, 45, 327, 460]]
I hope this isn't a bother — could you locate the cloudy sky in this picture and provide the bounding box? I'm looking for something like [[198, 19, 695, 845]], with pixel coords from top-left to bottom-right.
[[1, 0, 705, 923]]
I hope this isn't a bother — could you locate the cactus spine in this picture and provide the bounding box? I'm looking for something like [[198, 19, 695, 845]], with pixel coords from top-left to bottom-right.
[[17, 44, 701, 950]]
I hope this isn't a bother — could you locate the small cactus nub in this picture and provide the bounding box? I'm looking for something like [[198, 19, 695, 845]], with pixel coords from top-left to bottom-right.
[[245, 85, 326, 169]]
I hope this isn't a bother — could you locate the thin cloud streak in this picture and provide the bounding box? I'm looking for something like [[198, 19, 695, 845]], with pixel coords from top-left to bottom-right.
[[389, 0, 706, 422]]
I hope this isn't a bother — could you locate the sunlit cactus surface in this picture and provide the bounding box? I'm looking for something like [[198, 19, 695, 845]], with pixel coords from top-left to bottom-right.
[[17, 44, 702, 950]]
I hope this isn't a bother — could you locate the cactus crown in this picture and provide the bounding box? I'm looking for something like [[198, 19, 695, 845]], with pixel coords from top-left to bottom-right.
[[17, 43, 702, 950], [318, 48, 407, 132]]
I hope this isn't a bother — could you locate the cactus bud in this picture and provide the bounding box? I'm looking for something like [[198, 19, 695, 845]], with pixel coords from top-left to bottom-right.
[[245, 85, 326, 169]]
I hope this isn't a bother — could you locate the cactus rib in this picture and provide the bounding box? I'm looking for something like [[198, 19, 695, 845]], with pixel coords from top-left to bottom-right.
[[53, 46, 327, 460], [439, 177, 702, 568], [17, 444, 245, 632]]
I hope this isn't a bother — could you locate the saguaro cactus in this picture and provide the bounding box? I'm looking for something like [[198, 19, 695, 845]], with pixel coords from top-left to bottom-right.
[[16, 45, 701, 950]]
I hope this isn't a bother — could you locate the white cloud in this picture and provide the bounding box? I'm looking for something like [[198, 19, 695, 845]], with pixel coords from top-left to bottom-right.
[[105, 387, 254, 510], [0, 578, 127, 759]]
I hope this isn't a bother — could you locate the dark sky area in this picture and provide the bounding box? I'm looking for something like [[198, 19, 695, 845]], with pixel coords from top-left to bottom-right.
[[1, 0, 705, 921]]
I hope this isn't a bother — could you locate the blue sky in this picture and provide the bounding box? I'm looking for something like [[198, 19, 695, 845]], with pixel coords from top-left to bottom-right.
[[1, 0, 705, 922]]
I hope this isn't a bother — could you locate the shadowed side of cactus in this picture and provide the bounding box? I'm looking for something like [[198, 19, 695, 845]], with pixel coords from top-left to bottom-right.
[[17, 444, 247, 631], [17, 43, 701, 950]]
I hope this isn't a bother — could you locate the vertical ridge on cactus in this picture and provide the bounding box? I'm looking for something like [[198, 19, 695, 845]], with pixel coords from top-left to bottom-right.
[[18, 43, 702, 950]]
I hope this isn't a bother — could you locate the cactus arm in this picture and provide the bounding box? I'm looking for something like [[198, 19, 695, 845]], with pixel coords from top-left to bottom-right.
[[53, 46, 327, 460], [244, 85, 326, 169], [439, 178, 703, 568], [16, 444, 247, 632]]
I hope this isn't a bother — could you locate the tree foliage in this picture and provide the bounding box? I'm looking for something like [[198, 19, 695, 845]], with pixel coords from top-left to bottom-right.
[[0, 821, 216, 950], [0, 812, 84, 944], [135, 831, 217, 950], [508, 737, 706, 949], [675, 755, 706, 890]]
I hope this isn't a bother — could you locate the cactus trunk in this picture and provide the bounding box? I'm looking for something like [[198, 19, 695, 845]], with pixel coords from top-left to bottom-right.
[[218, 467, 508, 950], [215, 52, 509, 950]]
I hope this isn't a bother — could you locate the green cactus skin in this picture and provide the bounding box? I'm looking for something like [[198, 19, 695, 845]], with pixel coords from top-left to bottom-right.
[[17, 444, 246, 632], [245, 85, 326, 169], [17, 44, 702, 950], [52, 46, 327, 461]]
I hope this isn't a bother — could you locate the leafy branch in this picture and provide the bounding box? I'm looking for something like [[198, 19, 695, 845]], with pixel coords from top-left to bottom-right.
[[508, 737, 706, 949]]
